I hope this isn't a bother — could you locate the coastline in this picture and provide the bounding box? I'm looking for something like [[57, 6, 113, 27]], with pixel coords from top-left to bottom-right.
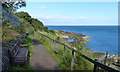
[[56, 30, 119, 68], [57, 30, 91, 39], [47, 26, 118, 55], [83, 36, 92, 39]]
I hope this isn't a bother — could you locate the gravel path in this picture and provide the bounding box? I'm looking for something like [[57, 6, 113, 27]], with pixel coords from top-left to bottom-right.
[[30, 39, 60, 70]]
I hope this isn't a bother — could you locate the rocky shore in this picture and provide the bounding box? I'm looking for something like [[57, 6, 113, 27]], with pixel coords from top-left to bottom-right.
[[94, 52, 120, 63], [57, 30, 92, 39], [57, 30, 120, 69]]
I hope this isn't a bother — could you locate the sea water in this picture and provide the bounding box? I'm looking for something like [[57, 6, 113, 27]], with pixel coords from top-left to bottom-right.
[[46, 26, 118, 55]]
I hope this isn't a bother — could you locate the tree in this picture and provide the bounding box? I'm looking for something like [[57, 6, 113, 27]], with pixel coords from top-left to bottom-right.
[[15, 11, 46, 31], [15, 11, 31, 22], [2, 0, 26, 12]]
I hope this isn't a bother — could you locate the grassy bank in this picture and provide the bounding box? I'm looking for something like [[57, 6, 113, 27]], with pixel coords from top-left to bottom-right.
[[34, 31, 95, 70], [3, 9, 96, 70]]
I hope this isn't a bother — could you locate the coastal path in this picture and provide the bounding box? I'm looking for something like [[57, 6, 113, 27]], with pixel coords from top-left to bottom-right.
[[30, 38, 60, 70]]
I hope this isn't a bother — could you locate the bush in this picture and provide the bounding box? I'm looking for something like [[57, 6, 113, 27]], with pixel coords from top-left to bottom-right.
[[49, 30, 55, 34]]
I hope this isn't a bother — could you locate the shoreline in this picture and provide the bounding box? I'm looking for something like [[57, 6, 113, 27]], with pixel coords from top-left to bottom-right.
[[57, 30, 91, 39], [56, 30, 119, 55], [83, 35, 92, 39], [56, 30, 119, 67]]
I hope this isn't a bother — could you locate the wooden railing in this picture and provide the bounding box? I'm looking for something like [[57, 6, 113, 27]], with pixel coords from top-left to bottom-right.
[[38, 32, 120, 72]]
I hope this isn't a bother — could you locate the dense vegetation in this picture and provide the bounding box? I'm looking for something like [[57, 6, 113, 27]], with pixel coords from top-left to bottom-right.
[[15, 11, 49, 32], [1, 0, 52, 43], [2, 1, 96, 70], [2, 9, 96, 70], [2, 11, 50, 43], [33, 31, 96, 70], [2, 0, 26, 12], [2, 0, 27, 43]]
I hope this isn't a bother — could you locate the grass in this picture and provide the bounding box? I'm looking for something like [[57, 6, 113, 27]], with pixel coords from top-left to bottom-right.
[[7, 30, 95, 71], [35, 31, 95, 70], [22, 34, 34, 55], [8, 65, 34, 72]]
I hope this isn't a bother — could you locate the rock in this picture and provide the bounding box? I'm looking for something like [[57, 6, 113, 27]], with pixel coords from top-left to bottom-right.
[[113, 55, 119, 63], [60, 35, 69, 39], [110, 54, 116, 58], [94, 52, 106, 59]]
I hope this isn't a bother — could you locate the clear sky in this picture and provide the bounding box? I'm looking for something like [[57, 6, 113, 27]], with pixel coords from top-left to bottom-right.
[[17, 2, 118, 26]]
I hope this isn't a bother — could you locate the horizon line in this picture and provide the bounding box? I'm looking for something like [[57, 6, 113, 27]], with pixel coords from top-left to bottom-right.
[[45, 24, 119, 26], [45, 25, 118, 27]]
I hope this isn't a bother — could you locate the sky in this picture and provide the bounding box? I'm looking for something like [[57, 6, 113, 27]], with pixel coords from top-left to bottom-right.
[[17, 1, 118, 26]]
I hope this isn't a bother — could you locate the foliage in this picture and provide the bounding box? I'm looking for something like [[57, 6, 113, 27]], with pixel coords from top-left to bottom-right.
[[2, 21, 19, 43], [35, 31, 95, 70], [22, 34, 34, 55], [30, 18, 44, 31], [49, 30, 55, 34], [15, 11, 48, 32], [15, 11, 31, 22], [2, 2, 96, 70], [2, 0, 26, 12], [19, 18, 34, 33], [8, 65, 34, 72]]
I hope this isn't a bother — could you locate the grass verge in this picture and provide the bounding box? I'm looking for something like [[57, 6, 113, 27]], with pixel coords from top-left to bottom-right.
[[35, 31, 94, 70]]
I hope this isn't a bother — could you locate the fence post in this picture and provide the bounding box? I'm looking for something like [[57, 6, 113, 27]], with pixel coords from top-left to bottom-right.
[[41, 35, 44, 41], [71, 48, 76, 70], [54, 41, 58, 53], [54, 37, 60, 53], [64, 45, 66, 52], [62, 45, 66, 56], [104, 51, 108, 65], [94, 59, 99, 72]]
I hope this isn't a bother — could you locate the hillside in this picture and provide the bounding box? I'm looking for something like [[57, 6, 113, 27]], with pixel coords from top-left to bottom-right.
[[2, 9, 120, 71]]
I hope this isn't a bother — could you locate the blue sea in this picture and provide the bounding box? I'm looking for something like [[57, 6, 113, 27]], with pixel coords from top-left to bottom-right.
[[46, 26, 119, 55]]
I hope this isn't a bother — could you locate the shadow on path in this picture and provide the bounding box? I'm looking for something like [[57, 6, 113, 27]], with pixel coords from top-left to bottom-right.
[[32, 39, 40, 45]]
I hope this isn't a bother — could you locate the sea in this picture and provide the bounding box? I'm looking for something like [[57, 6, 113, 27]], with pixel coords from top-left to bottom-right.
[[46, 26, 119, 55]]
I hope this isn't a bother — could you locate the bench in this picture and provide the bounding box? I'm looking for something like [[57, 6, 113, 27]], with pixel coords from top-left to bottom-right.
[[12, 47, 28, 64], [9, 38, 29, 64]]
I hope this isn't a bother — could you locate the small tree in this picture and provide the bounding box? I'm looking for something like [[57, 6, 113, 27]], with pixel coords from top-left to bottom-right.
[[2, 0, 26, 12]]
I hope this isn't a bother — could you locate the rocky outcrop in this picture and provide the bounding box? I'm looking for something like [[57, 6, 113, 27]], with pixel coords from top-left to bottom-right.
[[58, 30, 120, 69], [58, 30, 85, 39], [94, 52, 120, 68]]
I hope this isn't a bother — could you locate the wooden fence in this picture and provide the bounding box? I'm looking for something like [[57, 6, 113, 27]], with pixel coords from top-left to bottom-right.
[[38, 32, 120, 72]]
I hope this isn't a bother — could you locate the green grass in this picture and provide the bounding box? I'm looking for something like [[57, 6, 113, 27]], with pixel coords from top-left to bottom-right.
[[35, 31, 95, 70], [9, 65, 34, 72], [21, 35, 34, 55]]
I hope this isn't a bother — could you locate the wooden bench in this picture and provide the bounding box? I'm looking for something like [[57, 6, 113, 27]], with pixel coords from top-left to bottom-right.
[[9, 39, 29, 64], [12, 47, 28, 64]]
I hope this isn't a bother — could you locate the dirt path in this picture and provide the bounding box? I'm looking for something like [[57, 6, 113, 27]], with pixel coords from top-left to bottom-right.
[[30, 39, 60, 70]]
